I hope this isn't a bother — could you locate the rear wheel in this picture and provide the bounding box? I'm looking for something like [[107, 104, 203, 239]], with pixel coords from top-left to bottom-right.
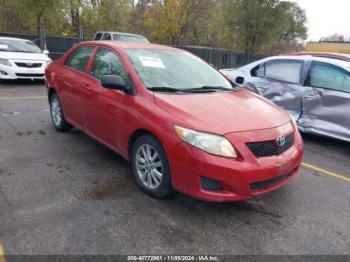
[[50, 93, 72, 132], [131, 134, 173, 198]]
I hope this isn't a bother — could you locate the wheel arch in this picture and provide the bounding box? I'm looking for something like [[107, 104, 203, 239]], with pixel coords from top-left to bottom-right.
[[127, 128, 160, 161], [47, 87, 57, 103]]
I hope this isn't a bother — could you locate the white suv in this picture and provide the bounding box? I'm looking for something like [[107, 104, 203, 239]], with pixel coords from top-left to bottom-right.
[[0, 37, 51, 80]]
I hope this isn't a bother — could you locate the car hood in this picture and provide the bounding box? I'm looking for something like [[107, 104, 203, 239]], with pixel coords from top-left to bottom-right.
[[0, 51, 50, 61], [154, 89, 291, 135]]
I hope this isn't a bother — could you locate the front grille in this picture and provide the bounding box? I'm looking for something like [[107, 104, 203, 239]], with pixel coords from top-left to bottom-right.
[[250, 173, 290, 191], [200, 176, 223, 191], [15, 62, 42, 68], [246, 133, 294, 157], [15, 73, 44, 77]]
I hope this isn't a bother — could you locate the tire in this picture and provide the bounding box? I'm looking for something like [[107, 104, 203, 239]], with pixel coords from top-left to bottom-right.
[[131, 134, 173, 198], [49, 93, 72, 132]]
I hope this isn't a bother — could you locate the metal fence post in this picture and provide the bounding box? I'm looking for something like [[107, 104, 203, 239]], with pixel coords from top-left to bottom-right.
[[79, 25, 84, 42], [39, 20, 45, 50]]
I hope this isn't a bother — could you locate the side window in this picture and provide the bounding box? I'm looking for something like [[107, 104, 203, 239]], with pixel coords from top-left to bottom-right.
[[264, 59, 304, 84], [90, 48, 128, 81], [102, 33, 111, 40], [65, 46, 93, 73], [307, 61, 350, 93], [94, 33, 102, 40], [251, 64, 264, 77]]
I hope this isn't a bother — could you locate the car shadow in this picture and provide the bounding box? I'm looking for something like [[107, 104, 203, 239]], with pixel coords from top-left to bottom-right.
[[0, 79, 45, 86], [66, 127, 292, 218], [301, 133, 350, 155]]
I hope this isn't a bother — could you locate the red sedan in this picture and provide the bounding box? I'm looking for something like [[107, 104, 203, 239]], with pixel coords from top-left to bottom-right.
[[45, 41, 303, 202]]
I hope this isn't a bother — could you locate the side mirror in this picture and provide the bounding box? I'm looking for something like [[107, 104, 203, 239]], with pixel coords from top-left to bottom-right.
[[235, 76, 244, 85], [101, 75, 130, 93], [43, 49, 49, 55]]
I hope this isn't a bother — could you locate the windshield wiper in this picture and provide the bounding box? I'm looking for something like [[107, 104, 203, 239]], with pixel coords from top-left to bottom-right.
[[148, 86, 186, 93], [184, 86, 233, 92], [148, 86, 234, 93]]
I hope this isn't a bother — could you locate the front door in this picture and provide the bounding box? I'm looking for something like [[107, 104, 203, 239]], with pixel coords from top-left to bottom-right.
[[85, 47, 132, 150], [248, 59, 307, 120]]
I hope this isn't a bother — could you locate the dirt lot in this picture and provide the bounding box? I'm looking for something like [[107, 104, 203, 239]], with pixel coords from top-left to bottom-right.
[[0, 81, 349, 256]]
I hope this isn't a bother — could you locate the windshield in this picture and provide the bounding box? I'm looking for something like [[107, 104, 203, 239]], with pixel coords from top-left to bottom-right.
[[113, 34, 149, 43], [0, 39, 42, 53], [126, 49, 233, 90]]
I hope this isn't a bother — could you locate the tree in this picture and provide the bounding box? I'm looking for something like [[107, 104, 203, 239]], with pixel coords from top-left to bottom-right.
[[0, 0, 308, 54], [222, 0, 307, 54], [143, 0, 214, 46], [8, 0, 59, 34], [0, 0, 28, 33]]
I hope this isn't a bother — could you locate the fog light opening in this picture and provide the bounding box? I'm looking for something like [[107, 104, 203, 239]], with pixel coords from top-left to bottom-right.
[[200, 176, 223, 191]]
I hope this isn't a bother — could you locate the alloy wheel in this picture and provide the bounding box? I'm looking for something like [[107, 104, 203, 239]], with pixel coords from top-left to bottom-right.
[[135, 144, 163, 190], [51, 97, 62, 127]]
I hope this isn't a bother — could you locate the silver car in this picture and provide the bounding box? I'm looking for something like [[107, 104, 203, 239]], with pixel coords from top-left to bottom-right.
[[221, 55, 350, 142]]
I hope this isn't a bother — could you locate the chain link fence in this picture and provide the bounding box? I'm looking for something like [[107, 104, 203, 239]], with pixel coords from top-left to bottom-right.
[[0, 32, 264, 68]]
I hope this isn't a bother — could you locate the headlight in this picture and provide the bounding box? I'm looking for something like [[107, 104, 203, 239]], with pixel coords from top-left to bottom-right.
[[0, 58, 12, 67], [174, 125, 237, 158], [45, 60, 52, 68]]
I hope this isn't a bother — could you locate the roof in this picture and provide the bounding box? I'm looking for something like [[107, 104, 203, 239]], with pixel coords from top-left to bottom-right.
[[0, 36, 31, 42], [283, 52, 350, 62], [82, 40, 181, 51], [267, 55, 350, 71], [94, 32, 146, 37]]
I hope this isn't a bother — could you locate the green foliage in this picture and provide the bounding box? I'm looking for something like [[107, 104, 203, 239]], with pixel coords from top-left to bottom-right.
[[222, 0, 307, 54], [0, 0, 308, 53]]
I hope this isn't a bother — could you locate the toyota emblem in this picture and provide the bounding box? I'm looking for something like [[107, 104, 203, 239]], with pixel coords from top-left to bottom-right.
[[276, 135, 286, 147], [26, 62, 33, 67]]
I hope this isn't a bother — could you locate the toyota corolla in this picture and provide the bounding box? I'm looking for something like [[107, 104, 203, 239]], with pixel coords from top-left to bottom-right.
[[45, 41, 303, 202], [0, 37, 51, 80]]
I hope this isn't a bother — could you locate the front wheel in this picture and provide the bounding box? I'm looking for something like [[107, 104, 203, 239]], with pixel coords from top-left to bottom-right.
[[131, 134, 173, 198], [50, 93, 72, 132]]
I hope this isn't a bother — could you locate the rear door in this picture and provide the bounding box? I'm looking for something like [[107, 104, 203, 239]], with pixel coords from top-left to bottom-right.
[[57, 46, 94, 129], [247, 59, 307, 120], [301, 61, 350, 141]]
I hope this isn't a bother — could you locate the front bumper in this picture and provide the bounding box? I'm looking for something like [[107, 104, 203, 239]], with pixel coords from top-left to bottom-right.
[[0, 63, 46, 80], [168, 122, 303, 202]]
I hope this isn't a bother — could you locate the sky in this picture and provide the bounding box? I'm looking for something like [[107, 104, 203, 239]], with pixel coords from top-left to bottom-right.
[[289, 0, 350, 41]]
